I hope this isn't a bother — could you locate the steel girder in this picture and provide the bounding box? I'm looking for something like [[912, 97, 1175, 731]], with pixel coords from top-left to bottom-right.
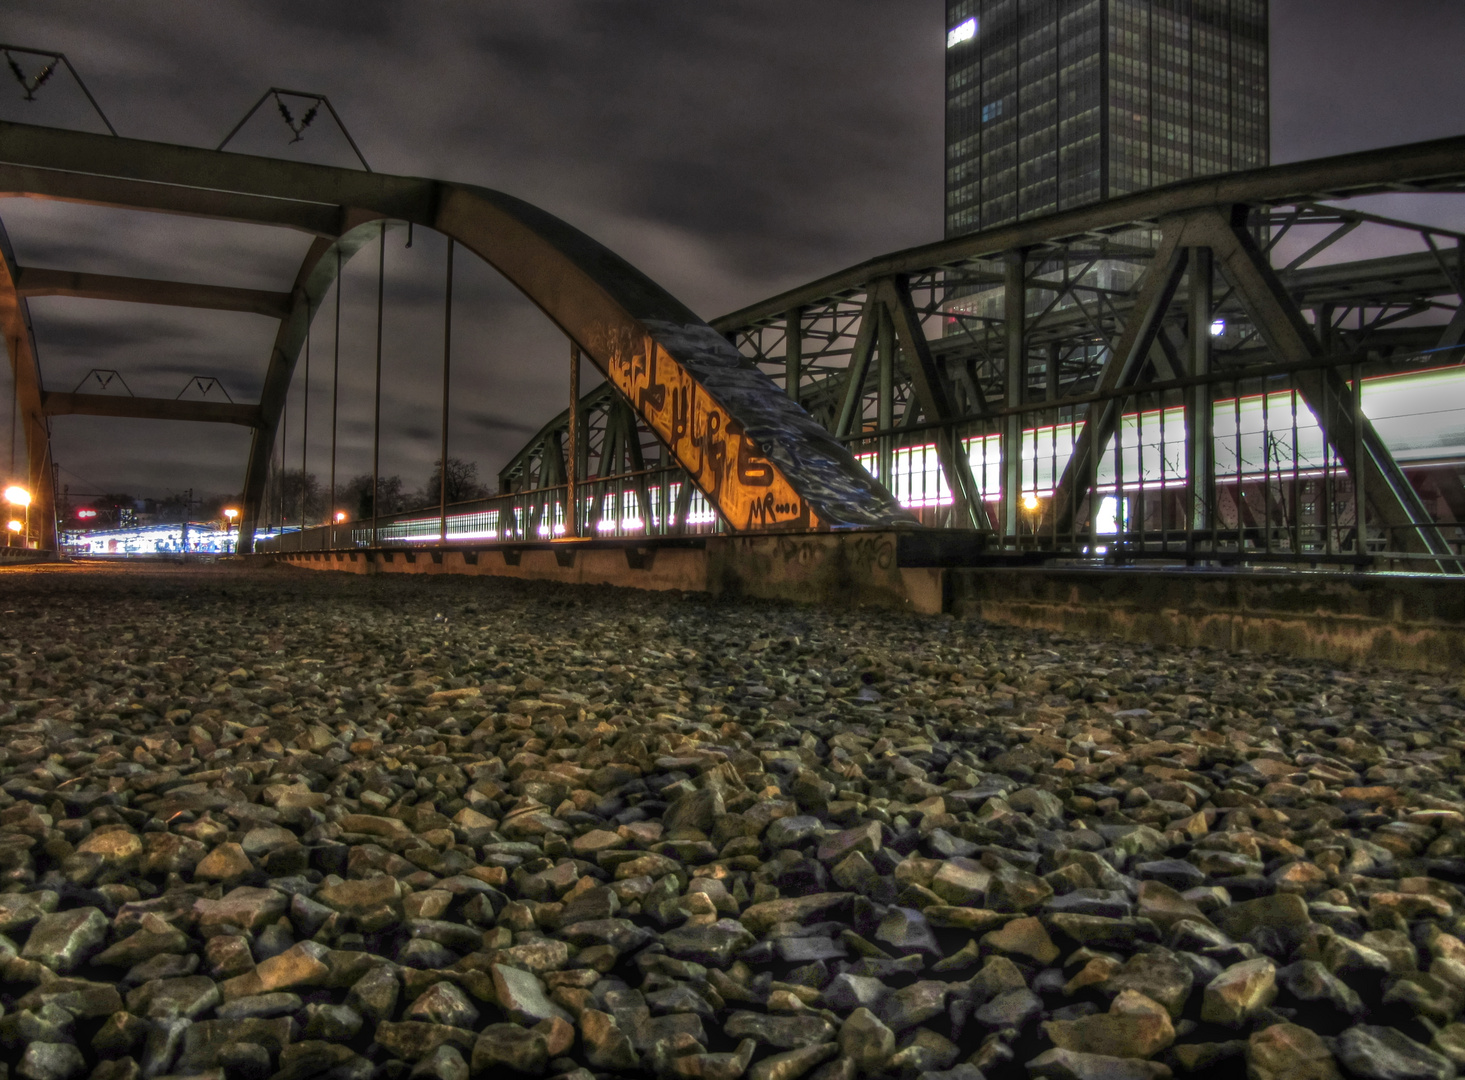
[[0, 119, 914, 551], [41, 392, 259, 426], [16, 266, 291, 318]]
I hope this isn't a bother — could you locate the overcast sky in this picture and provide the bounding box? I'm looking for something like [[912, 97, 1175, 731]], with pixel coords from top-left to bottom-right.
[[3, 0, 1465, 505]]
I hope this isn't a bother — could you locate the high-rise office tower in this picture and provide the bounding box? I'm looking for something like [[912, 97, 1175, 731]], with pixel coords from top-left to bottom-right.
[[945, 0, 1269, 238]]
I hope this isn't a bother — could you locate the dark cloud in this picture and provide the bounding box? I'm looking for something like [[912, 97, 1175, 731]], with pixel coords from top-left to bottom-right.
[[0, 1, 1457, 499]]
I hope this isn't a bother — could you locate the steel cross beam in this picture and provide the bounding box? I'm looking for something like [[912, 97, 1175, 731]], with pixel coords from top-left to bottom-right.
[[16, 266, 291, 318], [41, 391, 259, 426], [0, 120, 915, 548]]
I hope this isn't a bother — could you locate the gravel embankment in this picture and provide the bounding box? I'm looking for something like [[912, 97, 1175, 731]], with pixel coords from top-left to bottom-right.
[[0, 562, 1461, 1080]]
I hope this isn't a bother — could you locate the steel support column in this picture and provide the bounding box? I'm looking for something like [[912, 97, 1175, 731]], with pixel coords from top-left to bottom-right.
[[1187, 246, 1213, 535], [566, 341, 580, 539], [785, 307, 802, 404], [877, 305, 894, 486], [1002, 252, 1025, 542]]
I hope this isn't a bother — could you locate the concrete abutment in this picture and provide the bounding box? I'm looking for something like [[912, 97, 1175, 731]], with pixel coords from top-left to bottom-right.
[[260, 534, 1465, 672]]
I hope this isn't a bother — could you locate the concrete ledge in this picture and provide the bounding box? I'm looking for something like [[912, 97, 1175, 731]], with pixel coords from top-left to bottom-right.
[[269, 533, 944, 613], [0, 546, 57, 566], [264, 541, 1465, 671], [950, 567, 1465, 672]]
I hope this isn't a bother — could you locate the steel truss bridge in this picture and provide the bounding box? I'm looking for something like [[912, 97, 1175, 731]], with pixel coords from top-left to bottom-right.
[[4, 120, 1465, 573]]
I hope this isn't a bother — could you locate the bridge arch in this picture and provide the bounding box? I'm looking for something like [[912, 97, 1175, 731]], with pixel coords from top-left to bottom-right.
[[0, 120, 914, 551]]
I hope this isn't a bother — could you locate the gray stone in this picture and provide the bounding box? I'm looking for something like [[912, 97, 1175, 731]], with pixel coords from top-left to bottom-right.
[[1024, 1048, 1172, 1080], [411, 1044, 471, 1080], [874, 907, 941, 958], [17, 1042, 87, 1080], [1201, 958, 1277, 1027], [491, 963, 571, 1025], [301, 1002, 366, 1041], [1103, 950, 1194, 1019], [346, 964, 400, 1023], [1276, 960, 1365, 1026], [879, 981, 948, 1032], [661, 919, 756, 967], [748, 1043, 840, 1080], [217, 992, 303, 1019], [823, 973, 889, 1013], [404, 981, 480, 1028], [471, 1023, 550, 1076], [838, 1008, 895, 1073], [581, 1009, 638, 1070], [767, 816, 825, 848], [1334, 1026, 1456, 1080], [974, 988, 1043, 1032], [21, 907, 108, 972], [725, 1011, 837, 1050], [141, 1016, 191, 1077]]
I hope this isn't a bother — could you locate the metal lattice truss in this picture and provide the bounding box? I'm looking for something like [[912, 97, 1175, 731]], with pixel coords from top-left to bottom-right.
[[702, 141, 1465, 568], [500, 136, 1465, 568]]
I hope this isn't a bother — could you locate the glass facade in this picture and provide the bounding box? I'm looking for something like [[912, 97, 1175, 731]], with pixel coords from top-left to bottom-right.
[[945, 0, 1269, 237]]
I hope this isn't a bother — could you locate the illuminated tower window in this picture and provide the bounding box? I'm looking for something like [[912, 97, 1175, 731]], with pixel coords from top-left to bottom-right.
[[944, 0, 1269, 238]]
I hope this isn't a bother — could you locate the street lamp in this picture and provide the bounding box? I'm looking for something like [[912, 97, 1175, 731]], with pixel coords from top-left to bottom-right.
[[1020, 493, 1043, 539], [4, 486, 31, 548], [334, 511, 347, 523]]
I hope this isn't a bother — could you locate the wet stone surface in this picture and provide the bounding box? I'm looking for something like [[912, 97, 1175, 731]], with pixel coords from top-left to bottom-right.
[[0, 562, 1462, 1080]]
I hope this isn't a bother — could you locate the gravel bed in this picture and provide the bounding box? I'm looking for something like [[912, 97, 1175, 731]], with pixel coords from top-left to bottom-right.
[[0, 562, 1461, 1080]]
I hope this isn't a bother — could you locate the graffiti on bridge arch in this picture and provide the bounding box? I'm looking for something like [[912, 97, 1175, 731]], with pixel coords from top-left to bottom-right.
[[587, 320, 815, 532]]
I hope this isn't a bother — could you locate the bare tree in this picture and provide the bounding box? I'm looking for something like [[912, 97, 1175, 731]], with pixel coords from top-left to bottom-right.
[[422, 457, 489, 505], [342, 473, 405, 520]]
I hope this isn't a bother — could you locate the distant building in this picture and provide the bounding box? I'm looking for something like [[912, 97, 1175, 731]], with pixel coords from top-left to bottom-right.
[[944, 0, 1269, 237]]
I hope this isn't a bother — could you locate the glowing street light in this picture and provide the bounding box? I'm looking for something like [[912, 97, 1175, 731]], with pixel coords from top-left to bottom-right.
[[4, 487, 31, 548], [1022, 494, 1040, 512], [335, 511, 348, 523], [223, 508, 239, 524]]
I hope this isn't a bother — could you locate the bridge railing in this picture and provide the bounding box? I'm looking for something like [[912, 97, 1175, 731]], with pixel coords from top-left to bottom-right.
[[837, 359, 1465, 572], [258, 362, 1464, 573], [256, 466, 727, 553]]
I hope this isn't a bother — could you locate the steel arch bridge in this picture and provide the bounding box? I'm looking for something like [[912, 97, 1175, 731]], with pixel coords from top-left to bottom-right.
[[5, 119, 1465, 573], [0, 119, 911, 553]]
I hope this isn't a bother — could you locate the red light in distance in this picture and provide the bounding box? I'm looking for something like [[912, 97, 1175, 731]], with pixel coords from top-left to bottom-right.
[[76, 509, 97, 519]]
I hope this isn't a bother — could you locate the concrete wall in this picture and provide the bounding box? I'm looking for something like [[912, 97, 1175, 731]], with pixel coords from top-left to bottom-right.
[[950, 567, 1465, 672], [266, 543, 1465, 672], [0, 546, 56, 566], [269, 533, 943, 614]]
